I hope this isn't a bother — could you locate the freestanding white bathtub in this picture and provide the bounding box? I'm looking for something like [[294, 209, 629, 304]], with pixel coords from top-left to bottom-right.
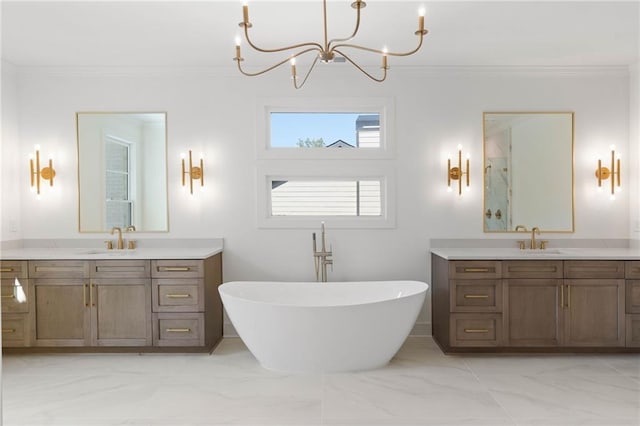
[[218, 281, 428, 373]]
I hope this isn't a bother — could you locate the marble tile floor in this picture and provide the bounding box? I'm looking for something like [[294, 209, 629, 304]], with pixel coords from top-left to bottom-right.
[[2, 337, 639, 426]]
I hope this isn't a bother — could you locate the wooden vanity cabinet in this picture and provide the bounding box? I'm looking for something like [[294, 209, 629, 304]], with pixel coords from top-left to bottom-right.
[[3, 253, 222, 353], [31, 261, 90, 346], [432, 255, 637, 352], [1, 261, 30, 347], [563, 261, 625, 347], [432, 256, 503, 349], [151, 255, 223, 349], [624, 260, 640, 346], [503, 261, 563, 347], [31, 260, 152, 347]]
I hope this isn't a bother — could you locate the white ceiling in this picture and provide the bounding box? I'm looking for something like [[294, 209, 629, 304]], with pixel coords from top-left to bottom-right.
[[2, 1, 639, 69]]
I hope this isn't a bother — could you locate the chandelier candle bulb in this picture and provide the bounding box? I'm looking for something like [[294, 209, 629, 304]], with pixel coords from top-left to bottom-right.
[[234, 0, 428, 89]]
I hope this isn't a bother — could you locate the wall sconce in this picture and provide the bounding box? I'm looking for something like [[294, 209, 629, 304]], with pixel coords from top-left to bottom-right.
[[447, 145, 469, 195], [29, 145, 55, 194], [595, 146, 621, 197], [181, 150, 204, 194]]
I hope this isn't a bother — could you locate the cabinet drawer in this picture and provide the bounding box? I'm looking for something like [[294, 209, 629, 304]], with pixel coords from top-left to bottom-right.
[[91, 260, 150, 278], [450, 313, 502, 347], [564, 260, 624, 279], [1, 314, 29, 347], [151, 260, 203, 278], [504, 260, 563, 279], [626, 280, 640, 314], [29, 260, 89, 278], [626, 315, 640, 347], [0, 261, 28, 279], [449, 261, 501, 280], [153, 313, 204, 346], [450, 280, 502, 312], [626, 261, 640, 279], [152, 279, 204, 312], [1, 278, 29, 313]]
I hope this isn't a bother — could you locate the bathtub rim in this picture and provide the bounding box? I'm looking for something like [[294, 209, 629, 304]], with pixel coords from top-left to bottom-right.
[[218, 280, 429, 308]]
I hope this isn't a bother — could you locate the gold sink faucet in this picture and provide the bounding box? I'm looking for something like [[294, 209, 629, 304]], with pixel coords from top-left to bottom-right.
[[110, 227, 124, 250], [530, 227, 540, 250], [514, 225, 528, 249]]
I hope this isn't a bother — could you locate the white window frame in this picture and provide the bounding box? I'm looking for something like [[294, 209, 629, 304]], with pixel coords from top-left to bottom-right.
[[256, 97, 395, 160], [257, 163, 396, 229]]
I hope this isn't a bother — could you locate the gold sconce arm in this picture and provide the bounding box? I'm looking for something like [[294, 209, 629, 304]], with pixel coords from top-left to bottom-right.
[[447, 147, 470, 195], [595, 148, 621, 195], [181, 150, 204, 195], [29, 147, 55, 195]]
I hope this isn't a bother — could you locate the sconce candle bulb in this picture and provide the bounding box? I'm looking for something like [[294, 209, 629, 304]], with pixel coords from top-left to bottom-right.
[[181, 150, 204, 195], [29, 146, 55, 195], [595, 147, 621, 195], [447, 146, 470, 196]]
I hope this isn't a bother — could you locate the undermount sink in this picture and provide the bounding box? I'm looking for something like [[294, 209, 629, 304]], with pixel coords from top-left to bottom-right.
[[78, 249, 136, 256], [518, 249, 564, 255]]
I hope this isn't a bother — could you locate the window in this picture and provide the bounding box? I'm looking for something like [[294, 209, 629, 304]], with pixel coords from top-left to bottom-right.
[[270, 113, 380, 149], [256, 97, 395, 229], [271, 179, 382, 216], [104, 136, 133, 229]]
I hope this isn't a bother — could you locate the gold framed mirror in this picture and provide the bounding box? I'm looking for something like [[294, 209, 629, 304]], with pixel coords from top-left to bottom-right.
[[483, 112, 574, 233], [77, 112, 169, 232]]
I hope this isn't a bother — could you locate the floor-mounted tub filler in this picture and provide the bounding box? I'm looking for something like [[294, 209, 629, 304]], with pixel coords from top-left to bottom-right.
[[219, 281, 428, 373]]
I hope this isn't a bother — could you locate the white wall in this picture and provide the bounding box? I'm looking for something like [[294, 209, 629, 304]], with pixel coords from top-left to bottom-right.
[[1, 60, 22, 243], [3, 65, 633, 332], [631, 62, 640, 248]]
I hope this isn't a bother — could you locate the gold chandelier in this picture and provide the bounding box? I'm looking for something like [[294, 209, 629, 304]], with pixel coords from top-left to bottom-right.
[[234, 1, 428, 89]]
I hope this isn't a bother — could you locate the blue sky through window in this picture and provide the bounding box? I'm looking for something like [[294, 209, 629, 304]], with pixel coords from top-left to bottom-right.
[[270, 112, 374, 147]]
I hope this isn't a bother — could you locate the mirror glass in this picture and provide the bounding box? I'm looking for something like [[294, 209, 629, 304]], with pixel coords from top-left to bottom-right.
[[483, 112, 574, 233], [77, 112, 168, 232]]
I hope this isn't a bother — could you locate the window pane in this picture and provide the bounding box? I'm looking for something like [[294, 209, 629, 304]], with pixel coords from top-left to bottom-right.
[[106, 201, 132, 229], [105, 140, 129, 172], [105, 172, 129, 200], [271, 179, 381, 216], [270, 113, 380, 148]]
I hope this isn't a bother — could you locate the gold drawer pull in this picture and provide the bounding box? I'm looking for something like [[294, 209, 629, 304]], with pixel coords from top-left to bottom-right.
[[1, 294, 16, 299], [166, 294, 191, 299], [0, 268, 15, 272], [463, 268, 490, 273], [2, 328, 16, 333], [464, 328, 489, 333], [160, 267, 191, 272], [166, 328, 191, 333], [464, 294, 489, 299]]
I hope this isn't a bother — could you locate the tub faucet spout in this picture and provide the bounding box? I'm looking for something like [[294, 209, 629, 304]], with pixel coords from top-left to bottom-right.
[[312, 222, 333, 282]]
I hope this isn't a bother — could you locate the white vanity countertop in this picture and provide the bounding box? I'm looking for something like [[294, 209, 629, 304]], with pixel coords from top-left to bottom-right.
[[431, 247, 640, 260], [0, 246, 223, 260]]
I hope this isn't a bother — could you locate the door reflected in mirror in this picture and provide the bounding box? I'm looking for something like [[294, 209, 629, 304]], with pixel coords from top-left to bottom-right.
[[77, 112, 168, 232], [483, 112, 574, 233]]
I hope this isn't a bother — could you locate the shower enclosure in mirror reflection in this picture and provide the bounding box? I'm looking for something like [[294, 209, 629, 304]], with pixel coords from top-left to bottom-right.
[[483, 112, 574, 233], [77, 112, 168, 232]]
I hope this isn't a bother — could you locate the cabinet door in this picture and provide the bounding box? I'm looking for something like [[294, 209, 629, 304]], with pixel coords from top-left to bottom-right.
[[32, 279, 91, 346], [91, 278, 152, 346], [564, 279, 625, 347], [504, 279, 563, 346]]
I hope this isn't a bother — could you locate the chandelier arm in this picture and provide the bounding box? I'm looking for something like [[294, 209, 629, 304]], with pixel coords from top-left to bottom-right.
[[333, 49, 387, 83], [327, 0, 363, 48], [333, 33, 425, 57], [293, 55, 320, 90], [242, 24, 323, 54], [236, 47, 320, 77]]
